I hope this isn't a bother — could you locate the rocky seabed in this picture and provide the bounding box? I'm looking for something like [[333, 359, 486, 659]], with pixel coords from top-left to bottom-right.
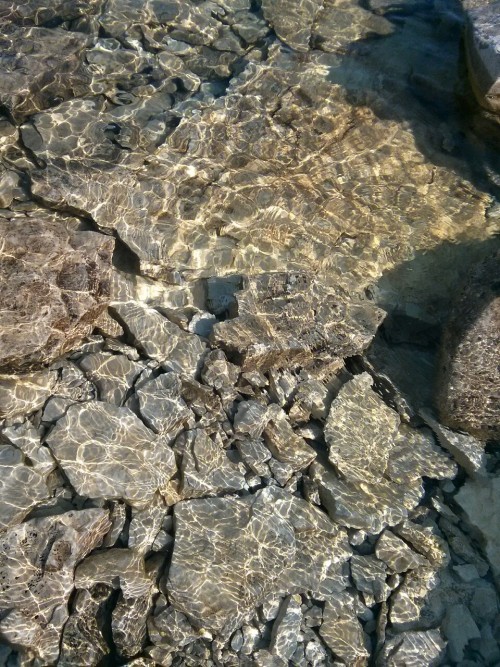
[[0, 0, 500, 665]]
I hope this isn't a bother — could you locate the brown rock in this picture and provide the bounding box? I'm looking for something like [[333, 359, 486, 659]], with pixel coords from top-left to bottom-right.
[[436, 253, 500, 439], [0, 212, 113, 373]]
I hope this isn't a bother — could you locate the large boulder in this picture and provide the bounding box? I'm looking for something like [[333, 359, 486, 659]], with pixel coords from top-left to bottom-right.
[[436, 253, 500, 439], [465, 1, 500, 115]]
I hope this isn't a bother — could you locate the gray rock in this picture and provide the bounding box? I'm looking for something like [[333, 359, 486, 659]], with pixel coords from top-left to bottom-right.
[[288, 378, 329, 423], [0, 213, 113, 373], [393, 521, 449, 569], [442, 604, 480, 662], [234, 400, 270, 438], [59, 585, 112, 667], [74, 548, 155, 659], [111, 301, 207, 376], [261, 0, 322, 52], [79, 352, 143, 405], [42, 395, 77, 423], [45, 401, 177, 506], [269, 595, 302, 662], [319, 600, 369, 665], [1, 420, 56, 475], [0, 26, 90, 122], [0, 443, 49, 528], [113, 591, 152, 659], [180, 429, 246, 497], [350, 555, 390, 604], [129, 504, 168, 556], [148, 601, 209, 652], [167, 486, 351, 636], [0, 509, 111, 664], [201, 350, 240, 391], [386, 424, 457, 484], [235, 437, 272, 476], [389, 567, 440, 632], [102, 502, 127, 548], [466, 1, 500, 114], [136, 372, 194, 436], [375, 530, 429, 574], [75, 549, 152, 599], [420, 409, 487, 477], [263, 405, 316, 472], [376, 630, 446, 666], [0, 369, 57, 419]]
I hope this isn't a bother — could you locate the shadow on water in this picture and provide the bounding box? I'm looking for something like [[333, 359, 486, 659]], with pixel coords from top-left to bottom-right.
[[325, 0, 500, 201]]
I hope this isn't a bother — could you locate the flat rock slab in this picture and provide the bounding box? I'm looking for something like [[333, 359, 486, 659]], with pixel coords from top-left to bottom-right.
[[0, 212, 113, 373], [466, 1, 500, 114], [45, 401, 177, 506], [167, 487, 351, 637], [325, 373, 399, 484], [0, 508, 111, 664], [212, 273, 384, 372], [0, 369, 57, 419]]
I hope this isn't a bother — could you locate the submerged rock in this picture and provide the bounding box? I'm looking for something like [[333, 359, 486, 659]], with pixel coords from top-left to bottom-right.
[[0, 25, 90, 122], [269, 595, 302, 662], [0, 212, 113, 373], [167, 487, 351, 636], [78, 352, 143, 405], [377, 630, 446, 666], [212, 273, 384, 372], [0, 369, 57, 419], [180, 428, 246, 496], [325, 372, 399, 483], [0, 509, 111, 663], [261, 0, 322, 52], [455, 476, 500, 586], [136, 372, 193, 437], [0, 443, 49, 529], [45, 401, 177, 506], [466, 1, 500, 114], [59, 585, 112, 667], [310, 461, 422, 534], [436, 253, 500, 439], [319, 600, 369, 666], [111, 301, 207, 376]]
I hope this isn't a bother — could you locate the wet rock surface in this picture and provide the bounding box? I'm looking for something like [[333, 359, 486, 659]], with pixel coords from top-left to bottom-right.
[[0, 0, 499, 665]]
